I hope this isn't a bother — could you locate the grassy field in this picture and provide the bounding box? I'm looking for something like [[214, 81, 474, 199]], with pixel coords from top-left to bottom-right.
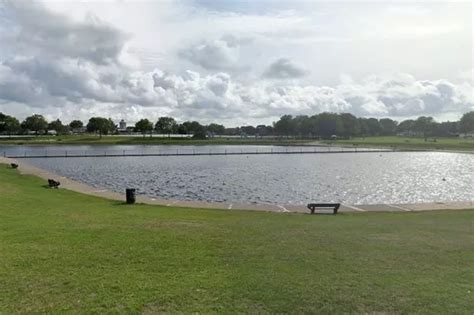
[[325, 136, 474, 151], [1, 135, 473, 151], [0, 135, 310, 146], [0, 165, 473, 313]]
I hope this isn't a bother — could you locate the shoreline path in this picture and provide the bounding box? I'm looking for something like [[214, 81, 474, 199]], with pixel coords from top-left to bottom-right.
[[1, 157, 472, 213]]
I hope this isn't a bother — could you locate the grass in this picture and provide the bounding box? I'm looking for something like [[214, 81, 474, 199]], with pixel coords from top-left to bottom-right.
[[1, 135, 473, 152], [324, 136, 474, 151], [0, 165, 473, 313], [0, 135, 311, 146]]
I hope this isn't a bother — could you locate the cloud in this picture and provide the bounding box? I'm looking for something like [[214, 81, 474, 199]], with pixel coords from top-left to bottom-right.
[[179, 38, 241, 71], [2, 1, 129, 65], [263, 58, 308, 79], [0, 1, 472, 126]]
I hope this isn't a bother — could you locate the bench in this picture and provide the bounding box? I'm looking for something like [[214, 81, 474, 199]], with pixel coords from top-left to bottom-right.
[[307, 203, 341, 214], [48, 179, 61, 189], [10, 163, 18, 169]]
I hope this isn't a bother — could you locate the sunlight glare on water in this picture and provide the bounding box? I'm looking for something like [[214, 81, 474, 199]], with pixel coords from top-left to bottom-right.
[[12, 145, 473, 205]]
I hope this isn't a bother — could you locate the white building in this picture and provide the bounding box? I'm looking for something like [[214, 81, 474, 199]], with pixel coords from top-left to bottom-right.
[[119, 120, 126, 130]]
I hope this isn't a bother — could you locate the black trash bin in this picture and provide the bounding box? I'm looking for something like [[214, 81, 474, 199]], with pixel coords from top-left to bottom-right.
[[126, 188, 136, 204]]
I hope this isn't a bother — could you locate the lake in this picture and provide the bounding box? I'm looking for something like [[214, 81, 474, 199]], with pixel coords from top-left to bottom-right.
[[2, 145, 473, 205]]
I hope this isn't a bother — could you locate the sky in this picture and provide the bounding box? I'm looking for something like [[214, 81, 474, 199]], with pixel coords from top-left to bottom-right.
[[0, 0, 472, 126]]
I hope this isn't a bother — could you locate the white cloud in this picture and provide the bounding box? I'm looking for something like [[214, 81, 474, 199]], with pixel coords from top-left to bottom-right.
[[0, 0, 472, 126]]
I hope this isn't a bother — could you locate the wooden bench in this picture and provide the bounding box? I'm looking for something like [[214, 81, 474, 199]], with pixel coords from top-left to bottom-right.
[[307, 203, 341, 214], [10, 163, 18, 169], [48, 179, 61, 189]]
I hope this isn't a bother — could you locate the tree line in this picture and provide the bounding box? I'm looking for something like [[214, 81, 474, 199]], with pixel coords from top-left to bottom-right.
[[0, 114, 223, 139], [0, 111, 473, 139], [272, 112, 474, 138]]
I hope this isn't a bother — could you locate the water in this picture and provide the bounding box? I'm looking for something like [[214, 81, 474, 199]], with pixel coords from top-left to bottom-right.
[[2, 145, 473, 205], [0, 144, 367, 157]]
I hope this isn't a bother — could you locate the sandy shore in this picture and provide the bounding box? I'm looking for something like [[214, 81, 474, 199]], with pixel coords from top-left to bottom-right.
[[1, 157, 472, 213]]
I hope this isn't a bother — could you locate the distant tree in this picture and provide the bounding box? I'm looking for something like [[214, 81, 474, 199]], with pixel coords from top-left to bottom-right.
[[293, 115, 312, 137], [180, 121, 204, 136], [87, 117, 115, 138], [256, 125, 273, 137], [108, 118, 117, 134], [432, 121, 458, 137], [21, 114, 48, 136], [206, 123, 225, 135], [48, 119, 67, 135], [365, 118, 381, 136], [459, 111, 474, 133], [0, 113, 5, 131], [155, 117, 177, 136], [397, 119, 416, 134], [357, 118, 369, 136], [0, 113, 20, 135], [379, 118, 397, 136], [240, 125, 256, 136], [135, 119, 153, 137], [317, 113, 344, 137], [273, 115, 294, 136], [176, 123, 188, 135], [192, 125, 207, 139], [414, 116, 435, 140], [69, 120, 83, 130], [339, 113, 360, 137]]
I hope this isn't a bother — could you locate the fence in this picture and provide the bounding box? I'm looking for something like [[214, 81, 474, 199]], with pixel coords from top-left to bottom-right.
[[3, 147, 399, 159]]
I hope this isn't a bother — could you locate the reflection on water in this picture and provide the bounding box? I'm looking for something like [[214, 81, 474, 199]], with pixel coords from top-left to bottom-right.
[[4, 145, 472, 205]]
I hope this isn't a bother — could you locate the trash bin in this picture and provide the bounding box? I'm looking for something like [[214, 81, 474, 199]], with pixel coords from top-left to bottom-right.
[[126, 188, 136, 204]]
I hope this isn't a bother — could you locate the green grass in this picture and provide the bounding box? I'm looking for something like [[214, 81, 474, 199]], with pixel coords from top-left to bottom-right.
[[324, 136, 474, 151], [0, 135, 311, 146], [0, 165, 473, 313], [1, 135, 473, 151]]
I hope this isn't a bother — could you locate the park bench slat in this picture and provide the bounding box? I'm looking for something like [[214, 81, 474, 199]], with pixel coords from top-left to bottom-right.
[[307, 203, 341, 214]]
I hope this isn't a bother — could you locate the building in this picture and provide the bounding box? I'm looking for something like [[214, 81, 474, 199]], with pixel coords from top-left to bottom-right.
[[119, 120, 126, 130]]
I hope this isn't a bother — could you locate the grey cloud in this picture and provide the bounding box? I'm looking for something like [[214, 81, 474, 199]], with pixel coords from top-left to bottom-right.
[[263, 58, 308, 79], [2, 1, 128, 65], [0, 2, 472, 126], [179, 37, 245, 71], [179, 40, 236, 70]]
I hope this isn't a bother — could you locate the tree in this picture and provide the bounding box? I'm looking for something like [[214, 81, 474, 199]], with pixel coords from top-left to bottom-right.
[[339, 113, 360, 137], [459, 111, 474, 133], [0, 113, 20, 135], [48, 119, 67, 135], [181, 121, 204, 135], [21, 114, 48, 135], [293, 115, 312, 137], [206, 123, 225, 135], [414, 116, 435, 139], [397, 119, 416, 134], [135, 119, 153, 137], [273, 115, 294, 136], [192, 125, 207, 139], [435, 121, 459, 137], [379, 118, 397, 136], [316, 113, 344, 137], [69, 120, 83, 131], [365, 118, 381, 136], [155, 117, 177, 136], [87, 117, 115, 138], [176, 123, 188, 135], [240, 125, 256, 136]]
